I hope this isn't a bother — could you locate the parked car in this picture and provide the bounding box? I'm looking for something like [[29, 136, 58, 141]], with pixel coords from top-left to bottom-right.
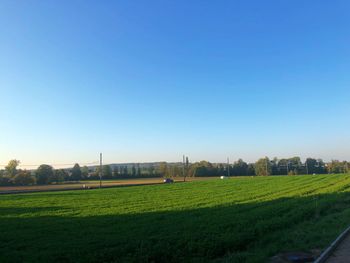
[[163, 178, 174, 183]]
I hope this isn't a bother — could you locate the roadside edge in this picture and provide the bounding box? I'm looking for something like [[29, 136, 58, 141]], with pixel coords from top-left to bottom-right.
[[314, 225, 350, 263]]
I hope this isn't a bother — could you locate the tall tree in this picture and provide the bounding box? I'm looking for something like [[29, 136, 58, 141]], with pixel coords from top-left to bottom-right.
[[36, 164, 54, 184], [102, 165, 112, 179], [119, 166, 124, 177], [232, 159, 248, 176], [316, 159, 326, 174], [254, 157, 271, 176], [131, 165, 136, 177], [190, 161, 215, 177], [305, 158, 318, 174], [148, 165, 155, 176], [173, 165, 181, 177], [288, 157, 302, 174], [81, 166, 89, 179], [277, 159, 289, 175], [218, 164, 225, 176], [247, 163, 256, 176], [159, 162, 168, 178], [113, 166, 119, 178], [5, 159, 20, 177], [123, 166, 128, 177], [71, 163, 82, 181], [55, 169, 69, 181], [270, 157, 279, 175], [327, 160, 348, 174], [137, 164, 141, 177]]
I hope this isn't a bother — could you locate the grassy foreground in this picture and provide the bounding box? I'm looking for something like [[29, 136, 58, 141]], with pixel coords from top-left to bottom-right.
[[1, 175, 350, 263]]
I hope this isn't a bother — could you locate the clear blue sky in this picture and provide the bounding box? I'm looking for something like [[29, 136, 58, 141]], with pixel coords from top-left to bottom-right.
[[1, 0, 349, 168]]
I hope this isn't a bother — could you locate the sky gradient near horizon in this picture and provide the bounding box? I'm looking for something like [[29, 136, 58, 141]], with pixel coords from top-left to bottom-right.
[[1, 1, 349, 168]]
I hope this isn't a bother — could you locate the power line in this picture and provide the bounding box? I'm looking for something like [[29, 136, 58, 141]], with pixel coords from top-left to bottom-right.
[[0, 161, 99, 168]]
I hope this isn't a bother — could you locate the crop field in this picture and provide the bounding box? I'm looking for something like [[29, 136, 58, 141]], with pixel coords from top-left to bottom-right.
[[1, 174, 350, 263]]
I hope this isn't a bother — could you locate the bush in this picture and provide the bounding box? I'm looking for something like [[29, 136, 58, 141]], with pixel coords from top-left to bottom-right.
[[288, 169, 298, 176], [13, 171, 36, 186], [49, 170, 66, 183], [88, 173, 100, 180], [0, 175, 12, 186]]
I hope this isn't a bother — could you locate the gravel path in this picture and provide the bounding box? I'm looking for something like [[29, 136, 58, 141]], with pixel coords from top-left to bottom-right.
[[0, 177, 215, 194]]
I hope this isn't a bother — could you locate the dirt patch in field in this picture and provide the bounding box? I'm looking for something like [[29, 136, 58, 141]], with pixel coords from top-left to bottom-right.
[[0, 177, 216, 194]]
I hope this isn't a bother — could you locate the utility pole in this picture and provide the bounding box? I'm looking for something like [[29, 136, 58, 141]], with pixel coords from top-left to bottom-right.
[[183, 155, 186, 182], [227, 157, 230, 177], [265, 157, 268, 176], [305, 160, 309, 175], [286, 161, 289, 175], [186, 156, 190, 177], [99, 153, 102, 188]]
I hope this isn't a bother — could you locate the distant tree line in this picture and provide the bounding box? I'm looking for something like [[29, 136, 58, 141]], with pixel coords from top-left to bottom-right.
[[0, 157, 349, 186], [189, 157, 347, 177], [0, 161, 163, 186]]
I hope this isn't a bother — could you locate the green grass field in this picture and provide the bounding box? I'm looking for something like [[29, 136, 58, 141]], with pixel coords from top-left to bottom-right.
[[1, 174, 350, 263]]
